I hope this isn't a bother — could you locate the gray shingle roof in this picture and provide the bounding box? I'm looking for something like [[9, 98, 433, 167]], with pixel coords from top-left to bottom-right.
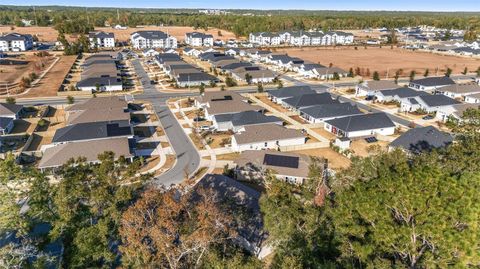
[[0, 103, 23, 116], [418, 95, 460, 107], [0, 33, 32, 42], [0, 117, 13, 130], [379, 87, 430, 98], [390, 126, 453, 153], [411, 76, 455, 87], [268, 86, 315, 99], [300, 103, 363, 119], [177, 73, 217, 83], [283, 93, 338, 108], [52, 122, 132, 143], [77, 77, 122, 88], [325, 112, 395, 132], [132, 31, 168, 40], [215, 111, 282, 127]]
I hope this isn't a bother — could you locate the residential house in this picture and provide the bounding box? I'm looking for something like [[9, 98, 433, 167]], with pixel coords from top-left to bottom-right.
[[297, 63, 327, 78], [409, 76, 455, 91], [231, 66, 276, 84], [232, 124, 305, 152], [324, 112, 396, 138], [400, 94, 461, 114], [249, 32, 280, 46], [0, 117, 14, 135], [436, 103, 480, 122], [220, 62, 253, 74], [48, 121, 133, 148], [142, 48, 159, 57], [212, 110, 283, 132], [0, 33, 33, 51], [38, 137, 134, 171], [282, 93, 338, 111], [0, 103, 23, 119], [437, 83, 480, 99], [225, 48, 241, 56], [299, 103, 363, 123], [176, 72, 218, 87], [130, 31, 177, 49], [195, 92, 262, 121], [64, 97, 130, 126], [389, 126, 453, 153], [267, 86, 315, 104], [234, 150, 312, 184], [183, 47, 202, 57], [465, 93, 480, 103], [185, 32, 214, 47], [310, 66, 348, 80], [76, 54, 122, 92], [355, 80, 399, 97], [374, 87, 429, 103], [88, 31, 115, 48]]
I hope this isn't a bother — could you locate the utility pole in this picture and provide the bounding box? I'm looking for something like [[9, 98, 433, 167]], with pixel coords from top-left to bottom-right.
[[86, 7, 90, 25], [33, 6, 37, 26]]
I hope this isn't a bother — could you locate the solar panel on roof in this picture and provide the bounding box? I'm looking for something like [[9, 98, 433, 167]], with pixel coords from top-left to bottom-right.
[[263, 154, 299, 169], [365, 137, 378, 143], [211, 95, 233, 101]]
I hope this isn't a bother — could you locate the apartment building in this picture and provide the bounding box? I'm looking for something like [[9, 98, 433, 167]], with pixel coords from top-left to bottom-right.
[[89, 31, 116, 48], [0, 33, 33, 51], [130, 31, 177, 49]]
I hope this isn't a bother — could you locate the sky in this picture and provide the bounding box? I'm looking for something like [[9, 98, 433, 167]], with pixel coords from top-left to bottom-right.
[[2, 0, 480, 11]]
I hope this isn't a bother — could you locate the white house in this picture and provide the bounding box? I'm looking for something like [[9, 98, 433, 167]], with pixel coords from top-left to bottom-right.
[[88, 31, 115, 48], [355, 80, 399, 97], [185, 32, 214, 47], [400, 94, 460, 114], [465, 93, 480, 104], [436, 103, 480, 122], [232, 124, 305, 152], [130, 31, 177, 49], [324, 112, 396, 138], [0, 33, 33, 51], [299, 103, 363, 124], [409, 76, 456, 92], [438, 83, 480, 99], [234, 150, 312, 185]]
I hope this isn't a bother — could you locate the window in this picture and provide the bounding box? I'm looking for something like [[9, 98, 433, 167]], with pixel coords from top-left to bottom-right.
[[264, 142, 268, 147]]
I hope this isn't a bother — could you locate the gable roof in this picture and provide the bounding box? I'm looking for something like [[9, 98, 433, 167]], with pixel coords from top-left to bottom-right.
[[52, 122, 132, 143], [379, 87, 430, 98], [0, 117, 13, 130], [438, 83, 480, 94], [177, 72, 217, 82], [411, 76, 455, 87], [268, 86, 315, 99], [418, 94, 461, 107], [300, 103, 363, 119], [0, 103, 23, 116], [89, 31, 114, 39], [215, 111, 282, 127], [38, 137, 133, 169], [233, 124, 304, 144], [325, 112, 395, 132], [0, 33, 32, 42], [283, 93, 338, 108], [390, 126, 453, 153], [132, 31, 169, 40], [235, 150, 311, 178]]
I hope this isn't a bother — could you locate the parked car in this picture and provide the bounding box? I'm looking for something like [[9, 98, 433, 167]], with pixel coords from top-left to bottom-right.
[[199, 125, 211, 131], [422, 115, 434, 120]]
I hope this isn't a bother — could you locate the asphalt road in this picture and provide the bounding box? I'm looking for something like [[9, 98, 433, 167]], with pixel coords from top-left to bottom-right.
[[131, 59, 202, 187]]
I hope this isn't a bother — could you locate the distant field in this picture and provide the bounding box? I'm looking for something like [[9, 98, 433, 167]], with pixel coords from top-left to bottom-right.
[[277, 47, 480, 78], [0, 25, 237, 43]]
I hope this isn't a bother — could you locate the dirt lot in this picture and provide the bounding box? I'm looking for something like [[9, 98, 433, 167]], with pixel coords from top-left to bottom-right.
[[278, 47, 480, 78], [350, 139, 390, 157], [22, 55, 77, 98], [0, 54, 55, 85], [0, 26, 237, 43]]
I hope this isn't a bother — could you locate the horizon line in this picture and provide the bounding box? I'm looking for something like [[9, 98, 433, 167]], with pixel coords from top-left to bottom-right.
[[1, 4, 480, 13]]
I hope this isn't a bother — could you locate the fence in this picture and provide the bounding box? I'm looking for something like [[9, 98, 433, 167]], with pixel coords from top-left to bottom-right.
[[279, 141, 329, 152]]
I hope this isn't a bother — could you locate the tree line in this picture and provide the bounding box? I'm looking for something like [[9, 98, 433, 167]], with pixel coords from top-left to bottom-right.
[[1, 6, 480, 36]]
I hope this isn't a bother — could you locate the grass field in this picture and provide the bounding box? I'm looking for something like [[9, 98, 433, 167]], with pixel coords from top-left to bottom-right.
[[278, 46, 480, 78], [0, 25, 237, 43]]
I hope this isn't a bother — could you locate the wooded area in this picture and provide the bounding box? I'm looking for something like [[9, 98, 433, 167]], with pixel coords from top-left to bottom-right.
[[1, 6, 480, 36]]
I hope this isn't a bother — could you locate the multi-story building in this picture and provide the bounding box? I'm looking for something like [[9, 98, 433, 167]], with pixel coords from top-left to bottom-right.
[[130, 31, 177, 49], [0, 33, 33, 51], [89, 31, 115, 48], [185, 32, 214, 47]]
